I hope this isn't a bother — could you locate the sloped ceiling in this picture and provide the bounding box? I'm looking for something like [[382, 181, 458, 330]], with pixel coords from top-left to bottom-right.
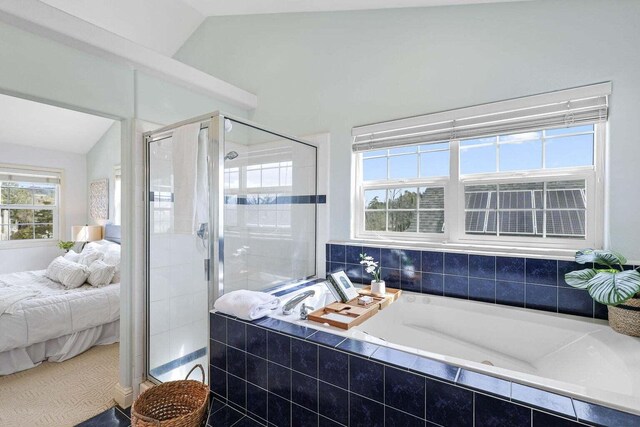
[[0, 94, 115, 154]]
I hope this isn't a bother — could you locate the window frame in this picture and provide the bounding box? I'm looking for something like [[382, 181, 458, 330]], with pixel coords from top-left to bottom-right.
[[0, 164, 63, 248], [352, 123, 605, 253]]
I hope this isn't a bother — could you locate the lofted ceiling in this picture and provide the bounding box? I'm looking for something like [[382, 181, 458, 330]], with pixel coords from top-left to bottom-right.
[[180, 0, 532, 17], [0, 94, 115, 154]]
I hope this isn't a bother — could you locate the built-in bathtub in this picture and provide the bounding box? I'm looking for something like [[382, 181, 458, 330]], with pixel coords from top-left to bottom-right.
[[271, 280, 640, 416]]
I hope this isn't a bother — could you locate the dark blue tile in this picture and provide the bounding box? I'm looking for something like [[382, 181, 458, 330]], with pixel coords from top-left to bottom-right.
[[422, 251, 444, 273], [345, 263, 364, 284], [258, 317, 290, 332], [292, 404, 318, 427], [209, 398, 226, 416], [246, 354, 268, 389], [381, 267, 402, 288], [210, 340, 227, 370], [558, 288, 594, 317], [292, 339, 318, 377], [318, 382, 348, 425], [210, 366, 227, 399], [385, 366, 425, 418], [318, 346, 348, 389], [267, 331, 291, 367], [233, 417, 265, 427], [457, 369, 510, 398], [281, 323, 317, 339], [410, 356, 459, 382], [362, 246, 381, 266], [525, 284, 558, 312], [267, 362, 291, 399], [115, 406, 131, 419], [533, 411, 582, 427], [228, 374, 247, 409], [511, 383, 576, 419], [495, 281, 525, 307], [401, 270, 422, 292], [475, 393, 531, 427], [557, 261, 588, 288], [496, 257, 525, 283], [330, 244, 346, 263], [444, 253, 468, 276], [381, 248, 402, 269], [268, 393, 291, 427], [401, 249, 422, 271], [421, 273, 444, 295], [444, 275, 468, 298], [349, 394, 384, 427], [307, 331, 344, 347], [207, 405, 244, 427], [246, 383, 267, 421], [469, 255, 495, 279], [594, 301, 608, 320], [371, 346, 418, 369], [292, 371, 318, 411], [573, 399, 640, 427], [526, 258, 557, 285], [227, 346, 246, 378], [425, 378, 473, 427], [337, 338, 379, 357], [468, 277, 496, 303], [328, 262, 346, 274], [349, 355, 383, 401], [76, 407, 129, 427], [385, 407, 425, 427], [319, 416, 342, 427], [211, 313, 227, 343], [346, 245, 364, 265], [227, 319, 246, 350]]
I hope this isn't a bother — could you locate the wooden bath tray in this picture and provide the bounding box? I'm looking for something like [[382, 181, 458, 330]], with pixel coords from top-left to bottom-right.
[[358, 286, 402, 309], [307, 299, 381, 330]]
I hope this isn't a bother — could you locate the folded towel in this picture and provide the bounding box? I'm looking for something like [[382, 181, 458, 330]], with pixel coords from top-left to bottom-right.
[[214, 290, 280, 321], [0, 288, 40, 315]]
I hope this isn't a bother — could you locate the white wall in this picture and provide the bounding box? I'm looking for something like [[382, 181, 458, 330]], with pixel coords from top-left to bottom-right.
[[0, 142, 86, 273], [174, 0, 640, 260], [87, 121, 121, 226]]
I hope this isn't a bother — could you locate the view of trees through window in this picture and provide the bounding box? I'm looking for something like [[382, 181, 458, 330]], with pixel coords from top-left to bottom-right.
[[0, 181, 57, 241]]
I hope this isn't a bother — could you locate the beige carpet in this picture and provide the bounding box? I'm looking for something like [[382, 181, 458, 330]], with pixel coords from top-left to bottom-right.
[[0, 343, 119, 427]]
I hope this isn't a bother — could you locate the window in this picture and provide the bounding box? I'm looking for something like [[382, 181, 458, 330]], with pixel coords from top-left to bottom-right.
[[114, 166, 122, 226], [0, 166, 61, 243], [352, 83, 609, 250]]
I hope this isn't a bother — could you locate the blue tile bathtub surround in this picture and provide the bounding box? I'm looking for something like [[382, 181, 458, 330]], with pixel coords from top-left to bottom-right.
[[209, 311, 639, 427], [326, 243, 609, 319]]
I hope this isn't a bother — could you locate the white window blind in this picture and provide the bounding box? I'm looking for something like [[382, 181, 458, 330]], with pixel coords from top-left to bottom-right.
[[0, 167, 61, 185], [352, 82, 610, 152]]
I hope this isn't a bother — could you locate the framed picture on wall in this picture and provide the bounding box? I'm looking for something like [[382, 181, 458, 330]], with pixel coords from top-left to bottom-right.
[[89, 178, 109, 220]]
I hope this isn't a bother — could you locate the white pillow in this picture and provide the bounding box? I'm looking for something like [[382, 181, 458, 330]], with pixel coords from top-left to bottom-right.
[[87, 260, 116, 287], [46, 257, 89, 289], [102, 245, 121, 284], [77, 248, 104, 266], [63, 250, 81, 262]]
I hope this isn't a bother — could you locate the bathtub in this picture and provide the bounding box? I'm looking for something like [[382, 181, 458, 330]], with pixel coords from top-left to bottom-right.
[[272, 281, 640, 415]]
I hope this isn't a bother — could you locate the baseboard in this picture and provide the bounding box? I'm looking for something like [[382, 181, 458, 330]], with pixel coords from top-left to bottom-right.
[[113, 382, 133, 408], [139, 380, 155, 394]]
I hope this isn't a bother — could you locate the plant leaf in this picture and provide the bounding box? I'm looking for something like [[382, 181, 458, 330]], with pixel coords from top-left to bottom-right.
[[575, 249, 627, 266], [564, 269, 597, 289], [586, 270, 640, 305]]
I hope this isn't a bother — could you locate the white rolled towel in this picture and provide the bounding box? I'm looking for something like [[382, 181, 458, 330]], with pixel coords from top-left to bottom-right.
[[214, 290, 280, 321]]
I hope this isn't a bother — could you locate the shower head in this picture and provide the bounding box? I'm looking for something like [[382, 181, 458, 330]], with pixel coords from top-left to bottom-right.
[[224, 151, 239, 161]]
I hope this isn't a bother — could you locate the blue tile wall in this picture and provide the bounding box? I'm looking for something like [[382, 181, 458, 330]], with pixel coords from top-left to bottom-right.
[[326, 243, 611, 320], [209, 312, 640, 427]]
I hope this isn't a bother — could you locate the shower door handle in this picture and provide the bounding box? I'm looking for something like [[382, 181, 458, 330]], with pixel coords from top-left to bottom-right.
[[204, 258, 211, 281]]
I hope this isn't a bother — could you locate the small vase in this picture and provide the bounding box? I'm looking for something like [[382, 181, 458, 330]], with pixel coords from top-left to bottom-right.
[[371, 280, 386, 296]]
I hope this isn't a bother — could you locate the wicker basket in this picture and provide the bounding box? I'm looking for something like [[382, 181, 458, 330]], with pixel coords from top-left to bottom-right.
[[608, 297, 640, 337], [132, 365, 209, 427]]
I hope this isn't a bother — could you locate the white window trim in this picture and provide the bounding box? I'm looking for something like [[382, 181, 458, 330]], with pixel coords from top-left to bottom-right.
[[351, 123, 605, 257], [0, 163, 64, 250]]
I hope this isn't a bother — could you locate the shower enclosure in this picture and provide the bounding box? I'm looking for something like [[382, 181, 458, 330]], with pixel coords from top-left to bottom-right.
[[145, 113, 318, 383]]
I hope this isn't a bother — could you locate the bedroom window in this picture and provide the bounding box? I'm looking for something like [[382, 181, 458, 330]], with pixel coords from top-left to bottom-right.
[[0, 166, 61, 243], [352, 83, 609, 251]]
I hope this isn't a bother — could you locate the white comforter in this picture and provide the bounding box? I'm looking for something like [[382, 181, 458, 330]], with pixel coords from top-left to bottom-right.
[[0, 270, 120, 353]]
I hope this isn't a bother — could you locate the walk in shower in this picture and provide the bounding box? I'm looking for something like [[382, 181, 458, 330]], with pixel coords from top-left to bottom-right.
[[145, 113, 318, 383]]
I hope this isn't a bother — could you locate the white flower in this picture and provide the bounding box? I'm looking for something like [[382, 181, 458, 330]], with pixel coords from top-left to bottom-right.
[[365, 266, 376, 274]]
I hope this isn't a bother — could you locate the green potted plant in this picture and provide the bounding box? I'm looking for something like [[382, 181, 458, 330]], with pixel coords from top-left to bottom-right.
[[58, 240, 75, 253], [565, 249, 640, 337]]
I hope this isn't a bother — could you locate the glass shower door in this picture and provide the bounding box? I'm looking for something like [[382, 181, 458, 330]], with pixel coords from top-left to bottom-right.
[[147, 128, 209, 383]]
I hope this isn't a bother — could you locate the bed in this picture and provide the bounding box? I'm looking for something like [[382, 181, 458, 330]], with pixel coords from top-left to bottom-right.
[[0, 225, 121, 375]]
